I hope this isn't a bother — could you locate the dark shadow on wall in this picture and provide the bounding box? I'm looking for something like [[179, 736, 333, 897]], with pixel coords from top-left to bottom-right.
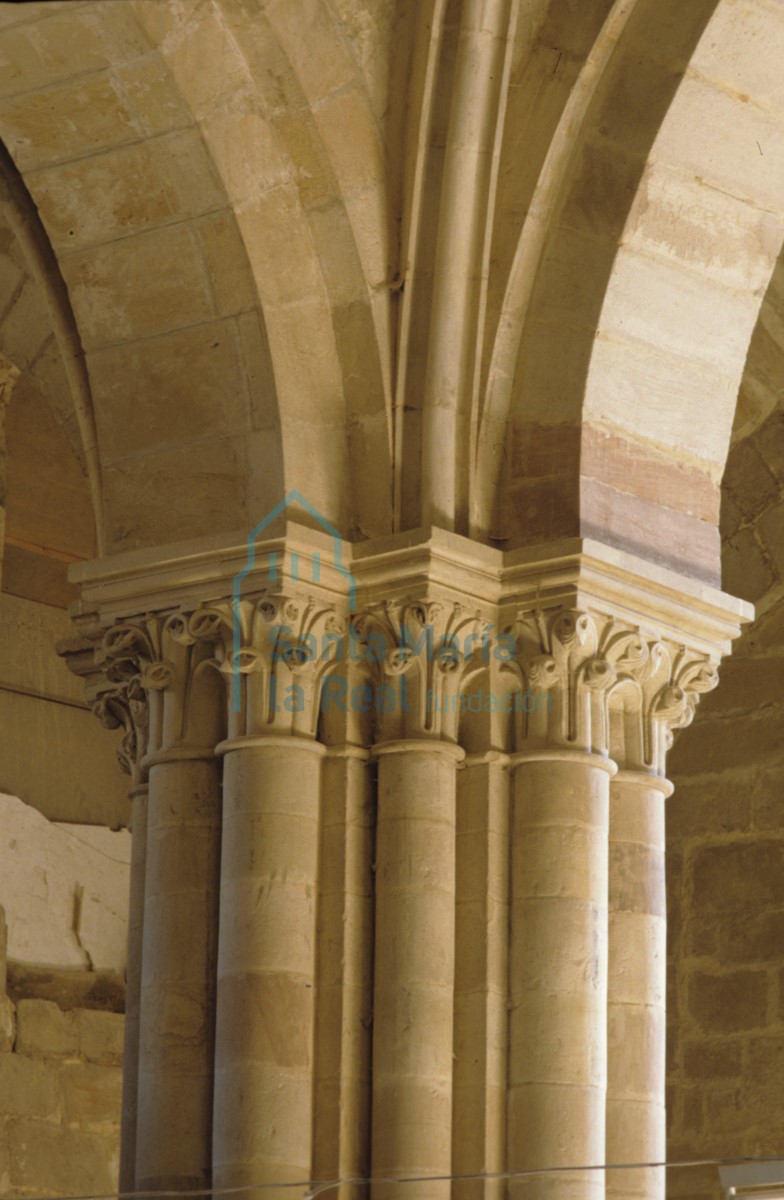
[[721, 249, 784, 608]]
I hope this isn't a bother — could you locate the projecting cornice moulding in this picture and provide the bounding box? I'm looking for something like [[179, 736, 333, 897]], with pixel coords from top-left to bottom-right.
[[67, 523, 753, 663]]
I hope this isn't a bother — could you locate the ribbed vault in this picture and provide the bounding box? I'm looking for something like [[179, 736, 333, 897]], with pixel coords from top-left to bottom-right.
[[1, 0, 784, 591], [0, 0, 283, 553]]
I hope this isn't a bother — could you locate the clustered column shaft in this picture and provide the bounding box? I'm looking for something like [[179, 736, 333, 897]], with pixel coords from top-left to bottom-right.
[[72, 548, 738, 1200], [118, 783, 148, 1196], [135, 752, 222, 1193], [508, 754, 612, 1200], [312, 744, 374, 1199], [212, 737, 324, 1199], [371, 740, 463, 1200], [95, 618, 226, 1197], [452, 751, 510, 1200], [606, 774, 669, 1200]]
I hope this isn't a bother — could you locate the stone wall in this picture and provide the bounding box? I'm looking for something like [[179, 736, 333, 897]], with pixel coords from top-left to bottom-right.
[[0, 593, 128, 827], [0, 793, 128, 1198], [667, 591, 784, 1200], [0, 911, 124, 1198]]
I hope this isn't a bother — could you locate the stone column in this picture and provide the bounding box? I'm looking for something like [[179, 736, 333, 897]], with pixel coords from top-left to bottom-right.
[[503, 609, 725, 1200], [136, 750, 222, 1191], [372, 738, 462, 1200], [210, 594, 340, 1199], [120, 781, 148, 1193], [87, 669, 152, 1197], [213, 735, 323, 1196], [506, 610, 619, 1200], [509, 751, 613, 1200], [452, 749, 511, 1200], [364, 601, 480, 1200], [63, 523, 749, 1200], [101, 615, 225, 1194], [606, 773, 668, 1200], [312, 739, 374, 1198], [605, 655, 718, 1200]]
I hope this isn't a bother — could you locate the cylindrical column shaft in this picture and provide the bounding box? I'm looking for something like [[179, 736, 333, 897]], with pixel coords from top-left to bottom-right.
[[371, 740, 463, 1200], [212, 737, 324, 1199], [606, 773, 668, 1200], [508, 753, 612, 1200], [313, 746, 374, 1199], [119, 783, 148, 1195], [453, 752, 510, 1200], [135, 755, 222, 1192]]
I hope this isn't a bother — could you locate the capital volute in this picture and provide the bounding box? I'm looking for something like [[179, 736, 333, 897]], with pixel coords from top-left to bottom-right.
[[89, 678, 147, 786], [508, 604, 722, 776], [217, 591, 347, 739], [356, 598, 492, 743], [60, 607, 228, 773]]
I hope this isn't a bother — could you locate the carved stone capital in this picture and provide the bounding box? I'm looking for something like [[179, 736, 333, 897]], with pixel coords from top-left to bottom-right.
[[62, 523, 752, 776], [510, 606, 721, 777], [60, 608, 227, 778], [57, 629, 148, 786], [208, 591, 346, 740], [355, 598, 490, 743]]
